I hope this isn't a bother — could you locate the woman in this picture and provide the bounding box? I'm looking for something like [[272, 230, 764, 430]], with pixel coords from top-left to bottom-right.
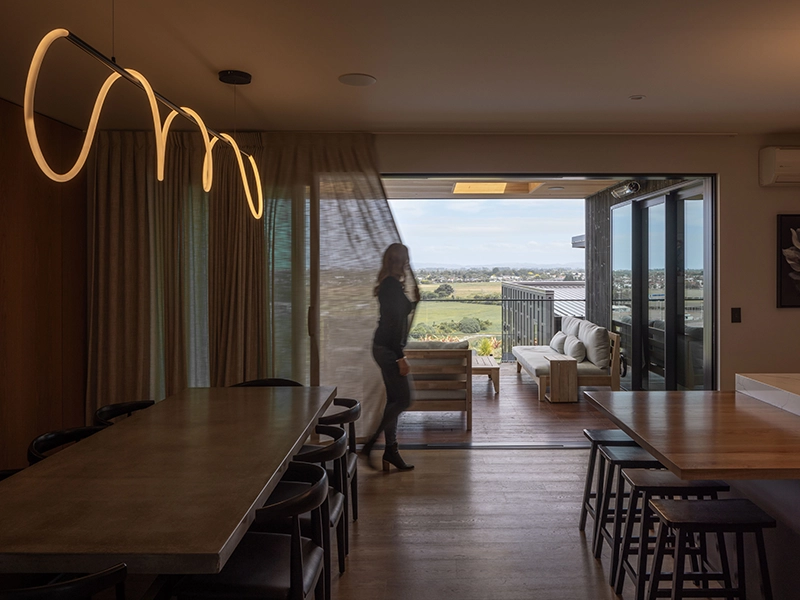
[[361, 243, 420, 471]]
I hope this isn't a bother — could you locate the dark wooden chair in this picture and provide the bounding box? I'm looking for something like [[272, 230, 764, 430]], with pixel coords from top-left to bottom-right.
[[0, 563, 126, 599], [94, 400, 155, 426], [27, 426, 106, 465], [318, 397, 361, 522], [647, 498, 775, 600], [232, 378, 302, 387], [251, 425, 347, 600], [176, 462, 327, 600]]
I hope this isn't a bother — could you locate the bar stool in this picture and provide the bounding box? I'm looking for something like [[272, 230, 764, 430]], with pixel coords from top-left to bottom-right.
[[593, 445, 663, 586], [647, 498, 775, 600], [579, 428, 639, 532], [615, 469, 730, 600]]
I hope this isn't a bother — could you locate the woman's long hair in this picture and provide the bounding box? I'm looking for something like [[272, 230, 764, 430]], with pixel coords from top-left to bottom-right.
[[374, 243, 410, 296]]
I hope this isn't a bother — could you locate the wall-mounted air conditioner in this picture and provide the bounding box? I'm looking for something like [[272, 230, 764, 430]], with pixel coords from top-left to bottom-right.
[[759, 146, 800, 186]]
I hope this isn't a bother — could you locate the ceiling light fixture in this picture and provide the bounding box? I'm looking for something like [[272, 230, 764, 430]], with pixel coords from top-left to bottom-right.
[[452, 182, 507, 194], [338, 73, 377, 86], [548, 186, 565, 191], [24, 28, 264, 219], [629, 94, 646, 101]]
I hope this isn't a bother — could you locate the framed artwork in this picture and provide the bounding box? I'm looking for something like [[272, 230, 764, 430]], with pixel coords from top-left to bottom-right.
[[778, 214, 800, 308]]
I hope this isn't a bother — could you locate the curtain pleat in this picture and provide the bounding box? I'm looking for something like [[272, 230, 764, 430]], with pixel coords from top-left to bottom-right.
[[86, 130, 398, 435]]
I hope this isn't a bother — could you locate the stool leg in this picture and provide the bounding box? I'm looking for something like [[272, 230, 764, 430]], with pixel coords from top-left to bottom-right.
[[614, 485, 639, 595], [717, 532, 733, 595], [735, 532, 746, 600], [672, 527, 687, 600], [647, 520, 670, 600], [755, 529, 773, 600], [351, 469, 359, 521], [609, 467, 627, 586], [591, 452, 607, 550], [579, 442, 598, 531], [634, 491, 653, 600], [594, 459, 614, 558]]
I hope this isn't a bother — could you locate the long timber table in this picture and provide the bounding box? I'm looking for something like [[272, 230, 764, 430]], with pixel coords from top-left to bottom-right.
[[584, 390, 800, 480], [0, 386, 336, 577]]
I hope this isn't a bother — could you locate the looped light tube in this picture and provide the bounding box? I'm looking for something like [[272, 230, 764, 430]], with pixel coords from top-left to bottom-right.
[[24, 28, 263, 219]]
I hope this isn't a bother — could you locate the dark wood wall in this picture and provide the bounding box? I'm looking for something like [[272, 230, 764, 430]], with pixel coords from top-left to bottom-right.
[[0, 98, 87, 469], [585, 179, 684, 329]]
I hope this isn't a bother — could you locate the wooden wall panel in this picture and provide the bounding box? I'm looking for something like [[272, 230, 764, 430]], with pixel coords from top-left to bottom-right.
[[0, 98, 87, 468]]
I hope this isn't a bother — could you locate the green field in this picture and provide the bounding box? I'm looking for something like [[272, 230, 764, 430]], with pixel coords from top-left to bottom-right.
[[419, 281, 502, 298]]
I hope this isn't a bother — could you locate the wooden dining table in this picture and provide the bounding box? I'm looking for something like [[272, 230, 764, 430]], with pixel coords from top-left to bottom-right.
[[0, 385, 336, 580], [584, 390, 800, 480]]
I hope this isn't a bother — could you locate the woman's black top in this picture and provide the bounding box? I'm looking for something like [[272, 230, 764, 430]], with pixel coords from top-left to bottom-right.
[[373, 276, 417, 360]]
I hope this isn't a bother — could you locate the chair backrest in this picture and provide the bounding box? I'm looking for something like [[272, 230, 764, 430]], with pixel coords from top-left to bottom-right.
[[257, 462, 329, 521], [0, 563, 126, 599], [27, 425, 106, 465], [294, 425, 348, 464], [318, 398, 361, 454], [94, 401, 155, 426], [231, 378, 302, 387]]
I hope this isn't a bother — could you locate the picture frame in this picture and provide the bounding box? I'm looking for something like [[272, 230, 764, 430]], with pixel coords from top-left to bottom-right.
[[777, 214, 800, 308]]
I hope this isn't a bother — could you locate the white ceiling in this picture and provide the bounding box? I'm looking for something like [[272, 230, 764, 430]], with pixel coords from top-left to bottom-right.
[[5, 0, 800, 134]]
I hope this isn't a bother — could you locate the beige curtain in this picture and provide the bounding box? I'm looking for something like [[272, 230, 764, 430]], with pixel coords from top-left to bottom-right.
[[86, 130, 397, 433]]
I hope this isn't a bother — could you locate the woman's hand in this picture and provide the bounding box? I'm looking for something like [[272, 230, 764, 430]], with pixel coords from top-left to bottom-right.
[[397, 356, 410, 376]]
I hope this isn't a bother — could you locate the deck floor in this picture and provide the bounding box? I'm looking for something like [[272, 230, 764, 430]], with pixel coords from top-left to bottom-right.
[[397, 362, 613, 446]]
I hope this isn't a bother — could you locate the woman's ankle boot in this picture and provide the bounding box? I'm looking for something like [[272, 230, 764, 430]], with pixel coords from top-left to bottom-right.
[[382, 443, 414, 471]]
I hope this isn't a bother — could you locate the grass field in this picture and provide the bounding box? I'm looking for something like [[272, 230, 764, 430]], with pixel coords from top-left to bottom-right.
[[419, 281, 502, 298], [412, 301, 502, 335]]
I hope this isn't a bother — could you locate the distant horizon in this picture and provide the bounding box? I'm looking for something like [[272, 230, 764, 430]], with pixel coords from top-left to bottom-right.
[[389, 198, 586, 268], [412, 262, 586, 270]]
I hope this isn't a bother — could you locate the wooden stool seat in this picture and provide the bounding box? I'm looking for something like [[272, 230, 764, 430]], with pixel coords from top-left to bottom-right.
[[594, 445, 663, 587], [647, 499, 776, 600], [579, 429, 639, 534], [615, 470, 730, 600], [584, 428, 638, 445], [650, 498, 775, 530]]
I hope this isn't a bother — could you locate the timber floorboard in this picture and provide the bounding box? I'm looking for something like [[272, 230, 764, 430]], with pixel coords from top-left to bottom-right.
[[333, 449, 618, 600], [398, 363, 612, 445]]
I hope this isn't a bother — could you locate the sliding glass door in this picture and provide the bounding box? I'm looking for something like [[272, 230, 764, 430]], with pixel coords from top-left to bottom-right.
[[611, 179, 714, 390]]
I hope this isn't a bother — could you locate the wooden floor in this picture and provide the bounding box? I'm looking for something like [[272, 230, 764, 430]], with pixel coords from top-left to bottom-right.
[[333, 448, 620, 600], [398, 363, 613, 445]]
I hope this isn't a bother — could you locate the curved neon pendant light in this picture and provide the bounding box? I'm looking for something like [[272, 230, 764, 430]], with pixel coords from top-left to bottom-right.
[[24, 28, 263, 219]]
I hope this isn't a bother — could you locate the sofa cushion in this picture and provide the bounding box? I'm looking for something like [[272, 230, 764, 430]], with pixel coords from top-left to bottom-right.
[[562, 315, 581, 337], [578, 320, 610, 369], [549, 331, 567, 354], [563, 335, 586, 362]]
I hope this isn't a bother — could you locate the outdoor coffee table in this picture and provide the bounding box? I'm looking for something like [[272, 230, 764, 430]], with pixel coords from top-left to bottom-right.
[[472, 354, 500, 394]]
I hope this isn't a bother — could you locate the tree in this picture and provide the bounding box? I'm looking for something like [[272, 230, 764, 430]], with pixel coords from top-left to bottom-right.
[[434, 283, 454, 297], [458, 317, 481, 333]]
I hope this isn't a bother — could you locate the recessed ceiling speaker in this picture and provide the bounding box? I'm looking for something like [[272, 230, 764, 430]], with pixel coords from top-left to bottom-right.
[[610, 181, 641, 199], [218, 70, 252, 85]]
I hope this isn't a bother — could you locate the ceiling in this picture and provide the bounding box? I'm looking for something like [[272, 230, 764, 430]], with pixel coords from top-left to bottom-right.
[[5, 1, 800, 134], [383, 177, 622, 199]]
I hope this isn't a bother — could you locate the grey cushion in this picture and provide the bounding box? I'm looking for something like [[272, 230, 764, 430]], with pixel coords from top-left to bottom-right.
[[549, 331, 567, 353], [513, 346, 608, 378], [405, 340, 470, 350], [562, 315, 581, 337], [563, 335, 586, 362], [578, 320, 610, 369]]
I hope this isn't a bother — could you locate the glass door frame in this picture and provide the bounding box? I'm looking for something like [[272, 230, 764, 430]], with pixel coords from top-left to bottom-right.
[[611, 177, 716, 390]]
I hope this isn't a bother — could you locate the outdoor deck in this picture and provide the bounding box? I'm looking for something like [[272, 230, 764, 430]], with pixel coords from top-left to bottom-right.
[[398, 362, 613, 446]]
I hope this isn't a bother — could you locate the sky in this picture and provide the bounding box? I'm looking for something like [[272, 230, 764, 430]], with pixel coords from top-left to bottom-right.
[[388, 198, 586, 268]]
